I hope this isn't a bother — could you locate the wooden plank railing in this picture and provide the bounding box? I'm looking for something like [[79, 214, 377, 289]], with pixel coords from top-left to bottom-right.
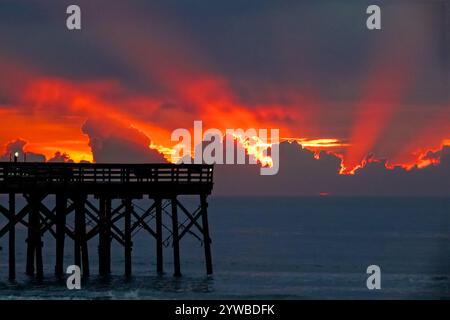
[[0, 162, 214, 185]]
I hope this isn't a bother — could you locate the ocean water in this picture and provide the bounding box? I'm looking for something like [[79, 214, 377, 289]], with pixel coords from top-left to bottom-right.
[[0, 196, 449, 299]]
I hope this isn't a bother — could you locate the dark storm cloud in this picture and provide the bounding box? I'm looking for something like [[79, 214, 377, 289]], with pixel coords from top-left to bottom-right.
[[81, 119, 167, 163], [0, 0, 446, 105], [213, 142, 450, 196], [0, 1, 144, 88]]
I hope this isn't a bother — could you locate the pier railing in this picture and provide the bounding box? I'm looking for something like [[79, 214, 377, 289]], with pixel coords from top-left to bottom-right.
[[0, 162, 214, 194]]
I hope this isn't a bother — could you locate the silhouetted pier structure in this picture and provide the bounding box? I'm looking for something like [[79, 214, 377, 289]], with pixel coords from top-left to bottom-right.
[[0, 162, 214, 279]]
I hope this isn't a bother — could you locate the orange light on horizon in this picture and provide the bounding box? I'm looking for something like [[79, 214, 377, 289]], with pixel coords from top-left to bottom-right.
[[233, 134, 274, 167], [282, 137, 350, 149]]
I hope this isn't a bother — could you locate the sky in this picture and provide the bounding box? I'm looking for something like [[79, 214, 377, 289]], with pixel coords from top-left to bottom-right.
[[0, 0, 448, 195]]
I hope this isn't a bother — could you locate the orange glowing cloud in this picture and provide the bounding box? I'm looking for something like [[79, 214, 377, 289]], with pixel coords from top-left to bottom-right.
[[0, 4, 447, 177]]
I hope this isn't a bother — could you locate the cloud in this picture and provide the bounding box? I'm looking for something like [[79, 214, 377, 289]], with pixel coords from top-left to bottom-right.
[[213, 142, 450, 196], [81, 119, 167, 163], [48, 151, 74, 163], [0, 135, 447, 197], [0, 139, 45, 162], [0, 0, 447, 175]]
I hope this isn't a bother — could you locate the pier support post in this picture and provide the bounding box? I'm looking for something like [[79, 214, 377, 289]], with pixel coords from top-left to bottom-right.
[[200, 194, 213, 275], [74, 196, 81, 271], [25, 194, 43, 279], [98, 197, 105, 275], [55, 193, 67, 277], [74, 195, 89, 277], [98, 197, 111, 275], [35, 214, 44, 280], [124, 198, 133, 277], [171, 197, 181, 277], [155, 198, 163, 274], [8, 193, 15, 280], [25, 199, 35, 276]]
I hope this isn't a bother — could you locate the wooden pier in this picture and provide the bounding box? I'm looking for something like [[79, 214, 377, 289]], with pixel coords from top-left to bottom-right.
[[0, 162, 214, 279]]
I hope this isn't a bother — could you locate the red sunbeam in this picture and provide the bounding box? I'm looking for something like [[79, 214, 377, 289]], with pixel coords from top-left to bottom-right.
[[343, 16, 431, 173]]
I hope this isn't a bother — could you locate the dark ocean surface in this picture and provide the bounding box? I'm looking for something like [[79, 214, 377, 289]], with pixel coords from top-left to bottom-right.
[[0, 196, 449, 299]]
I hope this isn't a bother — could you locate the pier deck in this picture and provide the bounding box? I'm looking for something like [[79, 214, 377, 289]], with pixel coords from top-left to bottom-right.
[[0, 162, 214, 279]]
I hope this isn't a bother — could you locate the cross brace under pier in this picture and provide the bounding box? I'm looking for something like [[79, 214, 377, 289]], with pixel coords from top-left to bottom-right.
[[0, 163, 214, 279]]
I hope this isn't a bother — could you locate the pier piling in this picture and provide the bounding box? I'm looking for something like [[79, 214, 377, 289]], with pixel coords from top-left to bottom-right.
[[171, 197, 181, 277], [55, 193, 66, 277], [124, 198, 132, 277], [201, 194, 213, 275], [8, 193, 15, 280], [155, 198, 163, 274], [0, 163, 214, 279]]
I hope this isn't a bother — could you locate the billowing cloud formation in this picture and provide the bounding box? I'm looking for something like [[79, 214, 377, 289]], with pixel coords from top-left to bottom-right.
[[213, 142, 450, 196], [0, 139, 45, 162], [81, 119, 167, 163], [0, 0, 448, 194], [48, 151, 74, 163], [1, 135, 448, 196], [0, 139, 76, 163]]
